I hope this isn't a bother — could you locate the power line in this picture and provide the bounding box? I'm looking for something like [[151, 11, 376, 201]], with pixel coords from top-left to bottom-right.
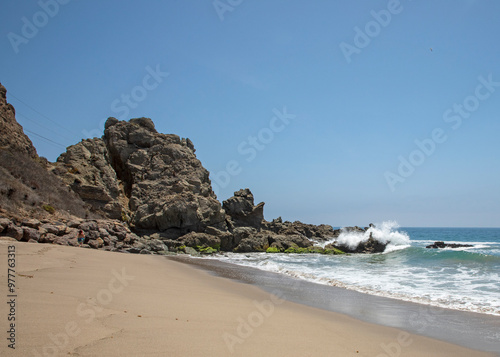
[[0, 112, 67, 152], [1, 110, 71, 148], [16, 112, 74, 142], [7, 91, 80, 136], [24, 129, 67, 149]]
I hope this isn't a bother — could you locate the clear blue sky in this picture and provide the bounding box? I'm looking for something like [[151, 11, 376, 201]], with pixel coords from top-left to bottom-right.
[[1, 0, 499, 227]]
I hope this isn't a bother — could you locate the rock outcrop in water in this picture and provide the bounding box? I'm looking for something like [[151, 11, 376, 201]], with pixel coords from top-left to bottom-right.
[[335, 233, 389, 254], [0, 83, 387, 255], [426, 241, 473, 249]]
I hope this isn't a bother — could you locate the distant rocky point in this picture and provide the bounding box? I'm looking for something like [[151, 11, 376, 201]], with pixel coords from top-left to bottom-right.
[[0, 82, 383, 255]]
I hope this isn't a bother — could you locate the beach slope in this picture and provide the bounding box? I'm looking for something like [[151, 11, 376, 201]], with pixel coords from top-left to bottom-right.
[[0, 241, 495, 357]]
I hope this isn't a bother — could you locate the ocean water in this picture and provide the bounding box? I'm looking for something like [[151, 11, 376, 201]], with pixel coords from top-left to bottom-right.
[[212, 222, 500, 316]]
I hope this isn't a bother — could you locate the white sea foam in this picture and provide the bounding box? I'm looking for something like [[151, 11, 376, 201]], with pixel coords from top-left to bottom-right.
[[326, 220, 411, 251], [214, 252, 500, 315], [383, 243, 411, 254], [413, 239, 498, 246], [206, 226, 500, 316]]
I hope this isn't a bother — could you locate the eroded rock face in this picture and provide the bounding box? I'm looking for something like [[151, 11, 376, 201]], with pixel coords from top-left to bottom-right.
[[104, 117, 226, 233], [54, 138, 125, 219], [0, 83, 37, 158], [55, 117, 226, 235], [223, 188, 264, 229]]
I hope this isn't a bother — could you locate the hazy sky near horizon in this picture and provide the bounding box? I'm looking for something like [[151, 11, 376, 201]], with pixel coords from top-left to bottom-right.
[[1, 0, 499, 227]]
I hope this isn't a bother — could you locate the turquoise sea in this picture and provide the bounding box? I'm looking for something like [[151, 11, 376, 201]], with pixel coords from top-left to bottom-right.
[[212, 222, 500, 316]]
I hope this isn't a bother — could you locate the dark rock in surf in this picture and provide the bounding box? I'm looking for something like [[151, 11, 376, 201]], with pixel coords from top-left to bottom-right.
[[336, 233, 389, 254], [425, 241, 474, 249]]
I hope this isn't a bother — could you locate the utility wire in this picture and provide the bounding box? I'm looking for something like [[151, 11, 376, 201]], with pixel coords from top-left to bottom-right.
[[17, 112, 74, 142], [0, 111, 67, 150], [24, 129, 67, 149], [7, 91, 80, 136]]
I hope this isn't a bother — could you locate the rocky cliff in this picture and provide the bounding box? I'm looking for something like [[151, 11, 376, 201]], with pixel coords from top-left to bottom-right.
[[0, 83, 92, 220], [0, 83, 37, 158], [0, 83, 385, 254]]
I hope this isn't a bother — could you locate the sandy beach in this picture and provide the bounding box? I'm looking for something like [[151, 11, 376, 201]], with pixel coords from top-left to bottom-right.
[[1, 240, 496, 357]]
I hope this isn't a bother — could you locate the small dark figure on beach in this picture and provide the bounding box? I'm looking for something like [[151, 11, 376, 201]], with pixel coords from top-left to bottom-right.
[[77, 230, 85, 247]]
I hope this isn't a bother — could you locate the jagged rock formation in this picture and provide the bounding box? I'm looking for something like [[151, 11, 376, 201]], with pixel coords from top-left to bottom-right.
[[223, 188, 265, 229], [53, 138, 125, 219], [0, 83, 37, 158], [54, 117, 226, 235], [207, 188, 340, 253], [105, 117, 226, 233]]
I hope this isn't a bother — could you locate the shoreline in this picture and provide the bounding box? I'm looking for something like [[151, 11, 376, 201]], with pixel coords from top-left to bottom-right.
[[180, 250, 500, 317], [1, 241, 498, 356], [171, 255, 500, 354]]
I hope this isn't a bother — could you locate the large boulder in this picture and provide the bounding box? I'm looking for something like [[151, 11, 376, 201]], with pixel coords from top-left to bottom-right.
[[231, 230, 312, 253], [233, 235, 269, 253], [263, 218, 338, 241], [266, 233, 311, 250], [177, 232, 221, 250], [5, 224, 23, 241], [23, 227, 40, 242], [0, 218, 11, 233], [223, 188, 264, 228]]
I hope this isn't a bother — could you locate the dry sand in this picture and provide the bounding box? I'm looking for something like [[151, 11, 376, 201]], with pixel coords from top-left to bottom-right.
[[0, 240, 496, 357]]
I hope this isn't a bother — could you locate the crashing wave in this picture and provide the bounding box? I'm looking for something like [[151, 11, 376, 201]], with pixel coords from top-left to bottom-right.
[[322, 221, 411, 253]]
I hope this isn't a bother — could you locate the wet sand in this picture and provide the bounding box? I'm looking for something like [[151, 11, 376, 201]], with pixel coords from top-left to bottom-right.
[[173, 255, 500, 354], [0, 240, 497, 356]]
